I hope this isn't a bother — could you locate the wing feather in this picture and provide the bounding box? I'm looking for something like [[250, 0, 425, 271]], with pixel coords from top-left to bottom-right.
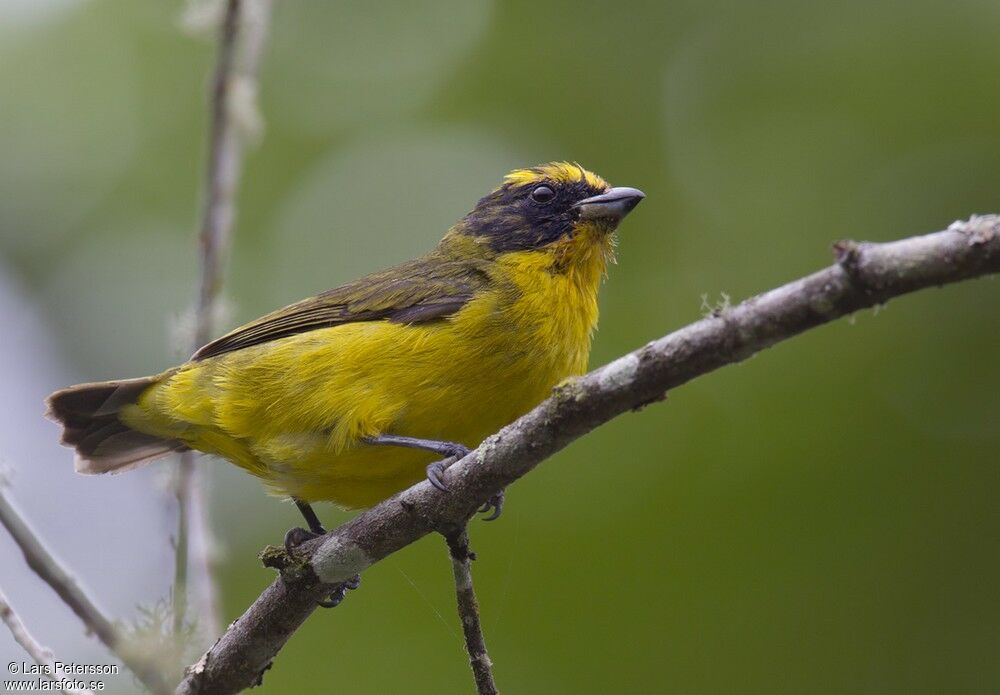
[[192, 255, 489, 361]]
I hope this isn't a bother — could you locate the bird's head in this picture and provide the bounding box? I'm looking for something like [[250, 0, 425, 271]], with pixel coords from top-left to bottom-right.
[[451, 162, 645, 264]]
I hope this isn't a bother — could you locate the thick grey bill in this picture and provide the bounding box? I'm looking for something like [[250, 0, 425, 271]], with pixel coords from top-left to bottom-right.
[[573, 186, 646, 221]]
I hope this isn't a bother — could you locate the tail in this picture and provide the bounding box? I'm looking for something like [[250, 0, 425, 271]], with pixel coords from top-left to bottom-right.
[[46, 376, 187, 474]]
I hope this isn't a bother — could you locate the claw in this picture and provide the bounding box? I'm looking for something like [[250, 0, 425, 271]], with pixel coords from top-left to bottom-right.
[[317, 591, 345, 609], [444, 443, 471, 459], [426, 459, 450, 491], [284, 526, 321, 555], [479, 489, 505, 521], [317, 574, 361, 608]]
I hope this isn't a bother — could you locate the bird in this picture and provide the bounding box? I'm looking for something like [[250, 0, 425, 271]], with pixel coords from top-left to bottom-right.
[[47, 162, 645, 545]]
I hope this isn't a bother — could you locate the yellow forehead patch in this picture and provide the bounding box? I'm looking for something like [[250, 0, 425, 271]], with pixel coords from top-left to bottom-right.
[[504, 162, 609, 191]]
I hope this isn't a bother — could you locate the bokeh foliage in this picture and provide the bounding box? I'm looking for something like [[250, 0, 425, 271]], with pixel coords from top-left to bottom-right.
[[1, 0, 998, 692]]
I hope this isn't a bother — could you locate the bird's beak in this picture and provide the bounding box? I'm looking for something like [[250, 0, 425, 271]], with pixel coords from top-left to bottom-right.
[[573, 186, 646, 222]]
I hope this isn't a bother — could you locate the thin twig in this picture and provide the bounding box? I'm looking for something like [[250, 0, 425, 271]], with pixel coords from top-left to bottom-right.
[[175, 0, 272, 643], [172, 467, 191, 638], [0, 489, 172, 695], [444, 528, 499, 695], [175, 215, 1000, 694], [0, 586, 95, 695]]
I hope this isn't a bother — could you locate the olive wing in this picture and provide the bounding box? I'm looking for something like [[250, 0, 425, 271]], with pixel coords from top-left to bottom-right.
[[192, 257, 488, 361]]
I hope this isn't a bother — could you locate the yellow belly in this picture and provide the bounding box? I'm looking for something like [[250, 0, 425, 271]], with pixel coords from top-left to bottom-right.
[[122, 247, 603, 508]]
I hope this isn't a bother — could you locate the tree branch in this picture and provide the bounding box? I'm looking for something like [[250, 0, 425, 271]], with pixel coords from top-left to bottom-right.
[[175, 0, 272, 643], [0, 489, 172, 695], [0, 586, 95, 695], [444, 528, 499, 695], [176, 215, 1000, 694]]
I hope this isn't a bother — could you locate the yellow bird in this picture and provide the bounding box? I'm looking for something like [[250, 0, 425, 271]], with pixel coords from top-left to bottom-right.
[[47, 162, 644, 539]]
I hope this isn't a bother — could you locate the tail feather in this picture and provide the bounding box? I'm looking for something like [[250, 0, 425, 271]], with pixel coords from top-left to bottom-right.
[[46, 376, 186, 474]]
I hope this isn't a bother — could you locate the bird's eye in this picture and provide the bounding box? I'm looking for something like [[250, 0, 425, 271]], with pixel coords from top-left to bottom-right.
[[530, 185, 555, 204]]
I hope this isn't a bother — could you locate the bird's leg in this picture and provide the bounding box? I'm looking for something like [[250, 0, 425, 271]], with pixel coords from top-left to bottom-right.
[[364, 434, 471, 492], [284, 497, 327, 552], [296, 498, 327, 535], [365, 434, 506, 520], [284, 498, 361, 608], [364, 434, 471, 460]]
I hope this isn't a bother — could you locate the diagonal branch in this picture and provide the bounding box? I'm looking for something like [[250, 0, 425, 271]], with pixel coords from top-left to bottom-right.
[[176, 215, 1000, 694], [0, 489, 172, 695]]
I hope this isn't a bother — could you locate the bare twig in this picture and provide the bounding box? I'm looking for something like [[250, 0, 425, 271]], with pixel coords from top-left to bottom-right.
[[175, 0, 272, 642], [444, 528, 499, 695], [0, 490, 172, 695], [0, 586, 95, 695], [193, 0, 269, 333], [176, 215, 1000, 694]]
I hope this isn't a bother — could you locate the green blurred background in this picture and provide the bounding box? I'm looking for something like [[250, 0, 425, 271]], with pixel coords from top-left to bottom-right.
[[1, 0, 998, 692]]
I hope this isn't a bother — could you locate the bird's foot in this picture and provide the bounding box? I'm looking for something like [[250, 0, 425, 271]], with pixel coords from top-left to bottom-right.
[[317, 574, 361, 609], [478, 489, 505, 521], [283, 525, 326, 555], [425, 445, 471, 492], [426, 455, 505, 521], [440, 442, 472, 460], [283, 526, 359, 608], [426, 459, 451, 491]]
